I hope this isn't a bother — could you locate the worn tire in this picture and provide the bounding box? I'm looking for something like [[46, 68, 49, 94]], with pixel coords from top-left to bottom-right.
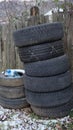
[[0, 71, 25, 99], [13, 22, 64, 47], [25, 86, 73, 107], [31, 98, 73, 118], [0, 74, 24, 87], [25, 54, 70, 77], [0, 96, 29, 109], [0, 85, 25, 99], [18, 40, 64, 63], [24, 71, 72, 92]]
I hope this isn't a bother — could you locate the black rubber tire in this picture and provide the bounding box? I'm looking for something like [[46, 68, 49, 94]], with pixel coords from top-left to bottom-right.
[[18, 40, 64, 63], [31, 98, 73, 118], [25, 86, 73, 107], [0, 85, 25, 99], [0, 74, 24, 87], [0, 96, 29, 109], [24, 71, 72, 92], [13, 22, 64, 47], [25, 54, 70, 77]]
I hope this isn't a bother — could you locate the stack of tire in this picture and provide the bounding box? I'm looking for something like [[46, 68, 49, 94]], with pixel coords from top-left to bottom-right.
[[13, 22, 73, 118], [0, 70, 29, 109]]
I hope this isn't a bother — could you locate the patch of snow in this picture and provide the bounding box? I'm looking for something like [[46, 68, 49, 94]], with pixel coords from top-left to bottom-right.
[[0, 105, 72, 130]]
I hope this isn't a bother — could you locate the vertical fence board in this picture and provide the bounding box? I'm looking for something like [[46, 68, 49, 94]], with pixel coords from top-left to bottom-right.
[[0, 40, 2, 71], [0, 25, 2, 71], [0, 15, 49, 71]]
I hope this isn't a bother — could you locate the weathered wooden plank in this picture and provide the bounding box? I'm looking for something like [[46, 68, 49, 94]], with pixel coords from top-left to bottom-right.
[[0, 25, 2, 71], [0, 40, 2, 71], [27, 15, 49, 26]]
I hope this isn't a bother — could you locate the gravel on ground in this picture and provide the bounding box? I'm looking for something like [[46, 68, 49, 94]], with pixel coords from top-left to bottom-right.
[[0, 105, 73, 130]]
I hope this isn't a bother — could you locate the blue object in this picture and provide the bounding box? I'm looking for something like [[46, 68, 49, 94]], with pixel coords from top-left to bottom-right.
[[4, 69, 20, 77]]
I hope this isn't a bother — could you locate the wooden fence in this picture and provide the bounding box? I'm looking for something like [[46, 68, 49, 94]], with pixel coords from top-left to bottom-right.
[[0, 15, 49, 71], [67, 13, 73, 79], [0, 23, 23, 71]]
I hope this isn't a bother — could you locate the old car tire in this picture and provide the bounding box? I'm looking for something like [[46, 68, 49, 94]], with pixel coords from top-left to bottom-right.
[[0, 70, 25, 99], [25, 86, 73, 107], [13, 22, 64, 47], [31, 98, 73, 118], [0, 74, 24, 87], [25, 54, 70, 77], [24, 71, 72, 92], [0, 96, 29, 109], [18, 40, 64, 63], [0, 85, 25, 99]]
